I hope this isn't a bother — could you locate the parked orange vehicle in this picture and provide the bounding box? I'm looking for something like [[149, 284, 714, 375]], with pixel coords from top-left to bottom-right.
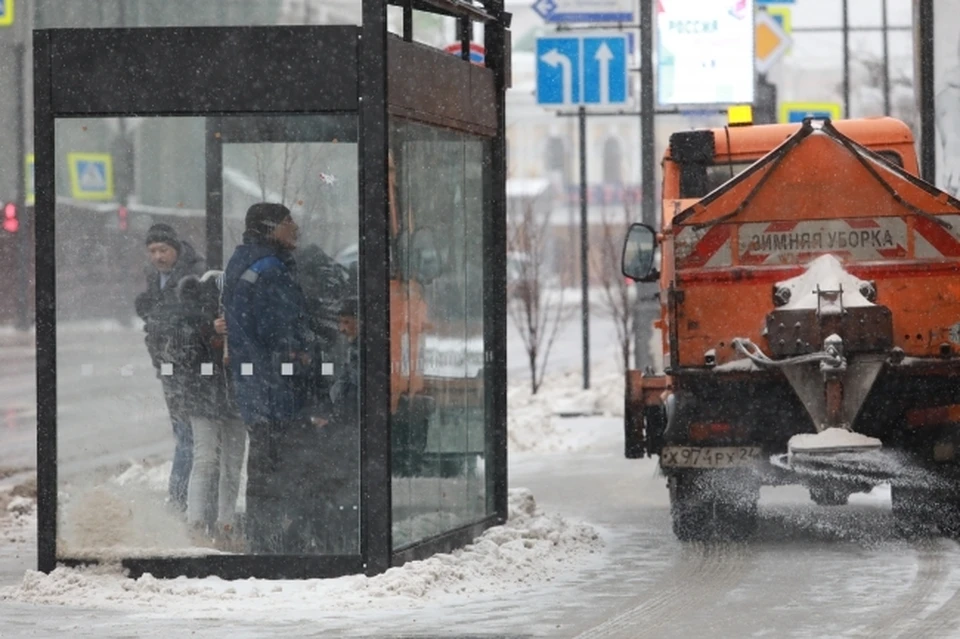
[[622, 113, 960, 540]]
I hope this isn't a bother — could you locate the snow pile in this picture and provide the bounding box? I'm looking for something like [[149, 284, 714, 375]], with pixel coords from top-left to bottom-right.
[[361, 489, 601, 599], [2, 496, 37, 545], [777, 254, 874, 313], [508, 367, 623, 454], [1, 488, 603, 616], [788, 428, 882, 453], [110, 461, 173, 493], [57, 462, 201, 560]]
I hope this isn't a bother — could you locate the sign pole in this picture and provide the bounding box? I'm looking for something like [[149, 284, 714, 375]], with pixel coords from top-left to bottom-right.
[[917, 0, 935, 183], [579, 105, 590, 390], [842, 0, 850, 119], [635, 0, 655, 371], [881, 0, 891, 116], [15, 40, 27, 331]]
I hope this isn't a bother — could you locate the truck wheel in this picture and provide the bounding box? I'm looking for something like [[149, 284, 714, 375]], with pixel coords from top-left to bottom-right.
[[715, 499, 759, 541], [809, 486, 849, 507], [624, 413, 646, 459], [669, 474, 711, 542], [668, 473, 759, 542], [891, 486, 938, 538], [644, 405, 666, 456]]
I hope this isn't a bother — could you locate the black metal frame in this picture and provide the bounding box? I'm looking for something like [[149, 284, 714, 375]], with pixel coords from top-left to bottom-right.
[[915, 0, 936, 184], [33, 0, 509, 580]]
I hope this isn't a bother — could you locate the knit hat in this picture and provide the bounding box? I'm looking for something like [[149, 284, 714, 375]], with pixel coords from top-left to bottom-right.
[[144, 223, 181, 254], [338, 297, 359, 319], [245, 202, 292, 240]]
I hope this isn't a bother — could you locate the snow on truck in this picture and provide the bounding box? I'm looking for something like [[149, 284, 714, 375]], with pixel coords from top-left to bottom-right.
[[621, 112, 960, 541]]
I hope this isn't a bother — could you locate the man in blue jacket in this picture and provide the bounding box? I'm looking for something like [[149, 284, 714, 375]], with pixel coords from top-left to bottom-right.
[[222, 202, 315, 553]]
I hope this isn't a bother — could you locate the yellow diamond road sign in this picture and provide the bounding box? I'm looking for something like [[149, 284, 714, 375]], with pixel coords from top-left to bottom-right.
[[755, 10, 792, 74]]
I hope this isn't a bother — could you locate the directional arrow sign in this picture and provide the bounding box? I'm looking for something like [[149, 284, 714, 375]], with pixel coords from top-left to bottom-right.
[[583, 37, 627, 105], [541, 48, 575, 105], [532, 0, 633, 24], [536, 36, 581, 105], [595, 43, 613, 104], [537, 34, 628, 108]]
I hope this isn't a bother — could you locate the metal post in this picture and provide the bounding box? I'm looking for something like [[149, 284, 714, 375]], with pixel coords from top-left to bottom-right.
[[842, 0, 850, 118], [881, 0, 891, 116], [756, 73, 777, 125], [14, 42, 27, 331], [359, 0, 391, 577], [918, 0, 936, 183], [484, 0, 509, 527], [459, 16, 471, 60], [639, 0, 655, 229], [402, 0, 413, 41], [635, 0, 656, 370], [33, 29, 58, 575], [579, 105, 590, 390]]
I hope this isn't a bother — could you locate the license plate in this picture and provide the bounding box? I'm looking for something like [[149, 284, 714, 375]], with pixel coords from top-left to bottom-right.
[[660, 446, 763, 469]]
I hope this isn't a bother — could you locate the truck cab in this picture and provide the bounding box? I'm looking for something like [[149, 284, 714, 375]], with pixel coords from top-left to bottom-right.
[[619, 112, 960, 541]]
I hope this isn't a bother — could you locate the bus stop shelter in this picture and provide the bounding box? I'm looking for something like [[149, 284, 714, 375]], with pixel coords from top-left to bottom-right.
[[33, 0, 510, 579]]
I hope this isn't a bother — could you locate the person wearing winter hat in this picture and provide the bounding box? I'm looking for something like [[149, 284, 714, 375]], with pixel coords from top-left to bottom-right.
[[222, 202, 316, 553], [135, 222, 205, 514]]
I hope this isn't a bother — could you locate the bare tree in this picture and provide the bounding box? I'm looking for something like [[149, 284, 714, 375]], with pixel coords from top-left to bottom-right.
[[591, 203, 640, 374], [845, 49, 917, 133], [507, 197, 572, 394]]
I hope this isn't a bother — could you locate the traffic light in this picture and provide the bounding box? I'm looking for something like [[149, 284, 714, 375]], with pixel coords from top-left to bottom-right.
[[2, 202, 18, 233], [117, 205, 128, 231]]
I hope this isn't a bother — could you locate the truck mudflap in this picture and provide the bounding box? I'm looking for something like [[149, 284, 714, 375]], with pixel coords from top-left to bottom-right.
[[625, 369, 670, 458]]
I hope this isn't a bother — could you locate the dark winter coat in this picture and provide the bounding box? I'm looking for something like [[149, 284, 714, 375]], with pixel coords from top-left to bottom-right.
[[222, 236, 310, 426], [316, 336, 360, 481], [175, 273, 239, 420], [134, 241, 205, 413], [294, 243, 354, 408]]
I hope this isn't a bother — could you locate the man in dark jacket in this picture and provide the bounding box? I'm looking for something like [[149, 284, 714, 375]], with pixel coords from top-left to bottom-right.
[[134, 223, 205, 512], [222, 202, 316, 553], [312, 297, 361, 554]]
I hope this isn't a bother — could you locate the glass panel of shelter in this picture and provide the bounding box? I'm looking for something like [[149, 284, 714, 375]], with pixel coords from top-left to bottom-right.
[[54, 115, 361, 560], [389, 119, 489, 550]]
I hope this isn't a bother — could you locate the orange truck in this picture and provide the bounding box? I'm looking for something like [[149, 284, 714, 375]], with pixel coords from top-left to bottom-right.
[[622, 113, 960, 541]]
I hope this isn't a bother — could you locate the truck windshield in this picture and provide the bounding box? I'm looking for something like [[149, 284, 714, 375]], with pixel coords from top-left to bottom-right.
[[704, 162, 754, 194], [688, 150, 904, 199]]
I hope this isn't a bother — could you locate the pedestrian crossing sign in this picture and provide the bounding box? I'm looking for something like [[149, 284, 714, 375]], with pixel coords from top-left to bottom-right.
[[0, 0, 15, 27], [68, 152, 114, 200]]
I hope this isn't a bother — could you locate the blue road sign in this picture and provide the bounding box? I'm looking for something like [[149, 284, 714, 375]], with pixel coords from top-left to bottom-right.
[[787, 110, 832, 123], [536, 34, 629, 108], [532, 0, 633, 24]]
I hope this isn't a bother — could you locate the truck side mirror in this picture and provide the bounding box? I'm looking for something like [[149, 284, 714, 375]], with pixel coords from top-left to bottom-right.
[[622, 223, 659, 282]]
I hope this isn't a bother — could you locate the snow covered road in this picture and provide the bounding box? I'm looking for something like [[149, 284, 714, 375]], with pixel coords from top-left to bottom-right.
[[6, 311, 960, 636], [8, 407, 960, 637]]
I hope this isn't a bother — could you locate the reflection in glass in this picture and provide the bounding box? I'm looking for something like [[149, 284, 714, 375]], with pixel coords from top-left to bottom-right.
[[389, 120, 489, 549], [54, 116, 361, 560]]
